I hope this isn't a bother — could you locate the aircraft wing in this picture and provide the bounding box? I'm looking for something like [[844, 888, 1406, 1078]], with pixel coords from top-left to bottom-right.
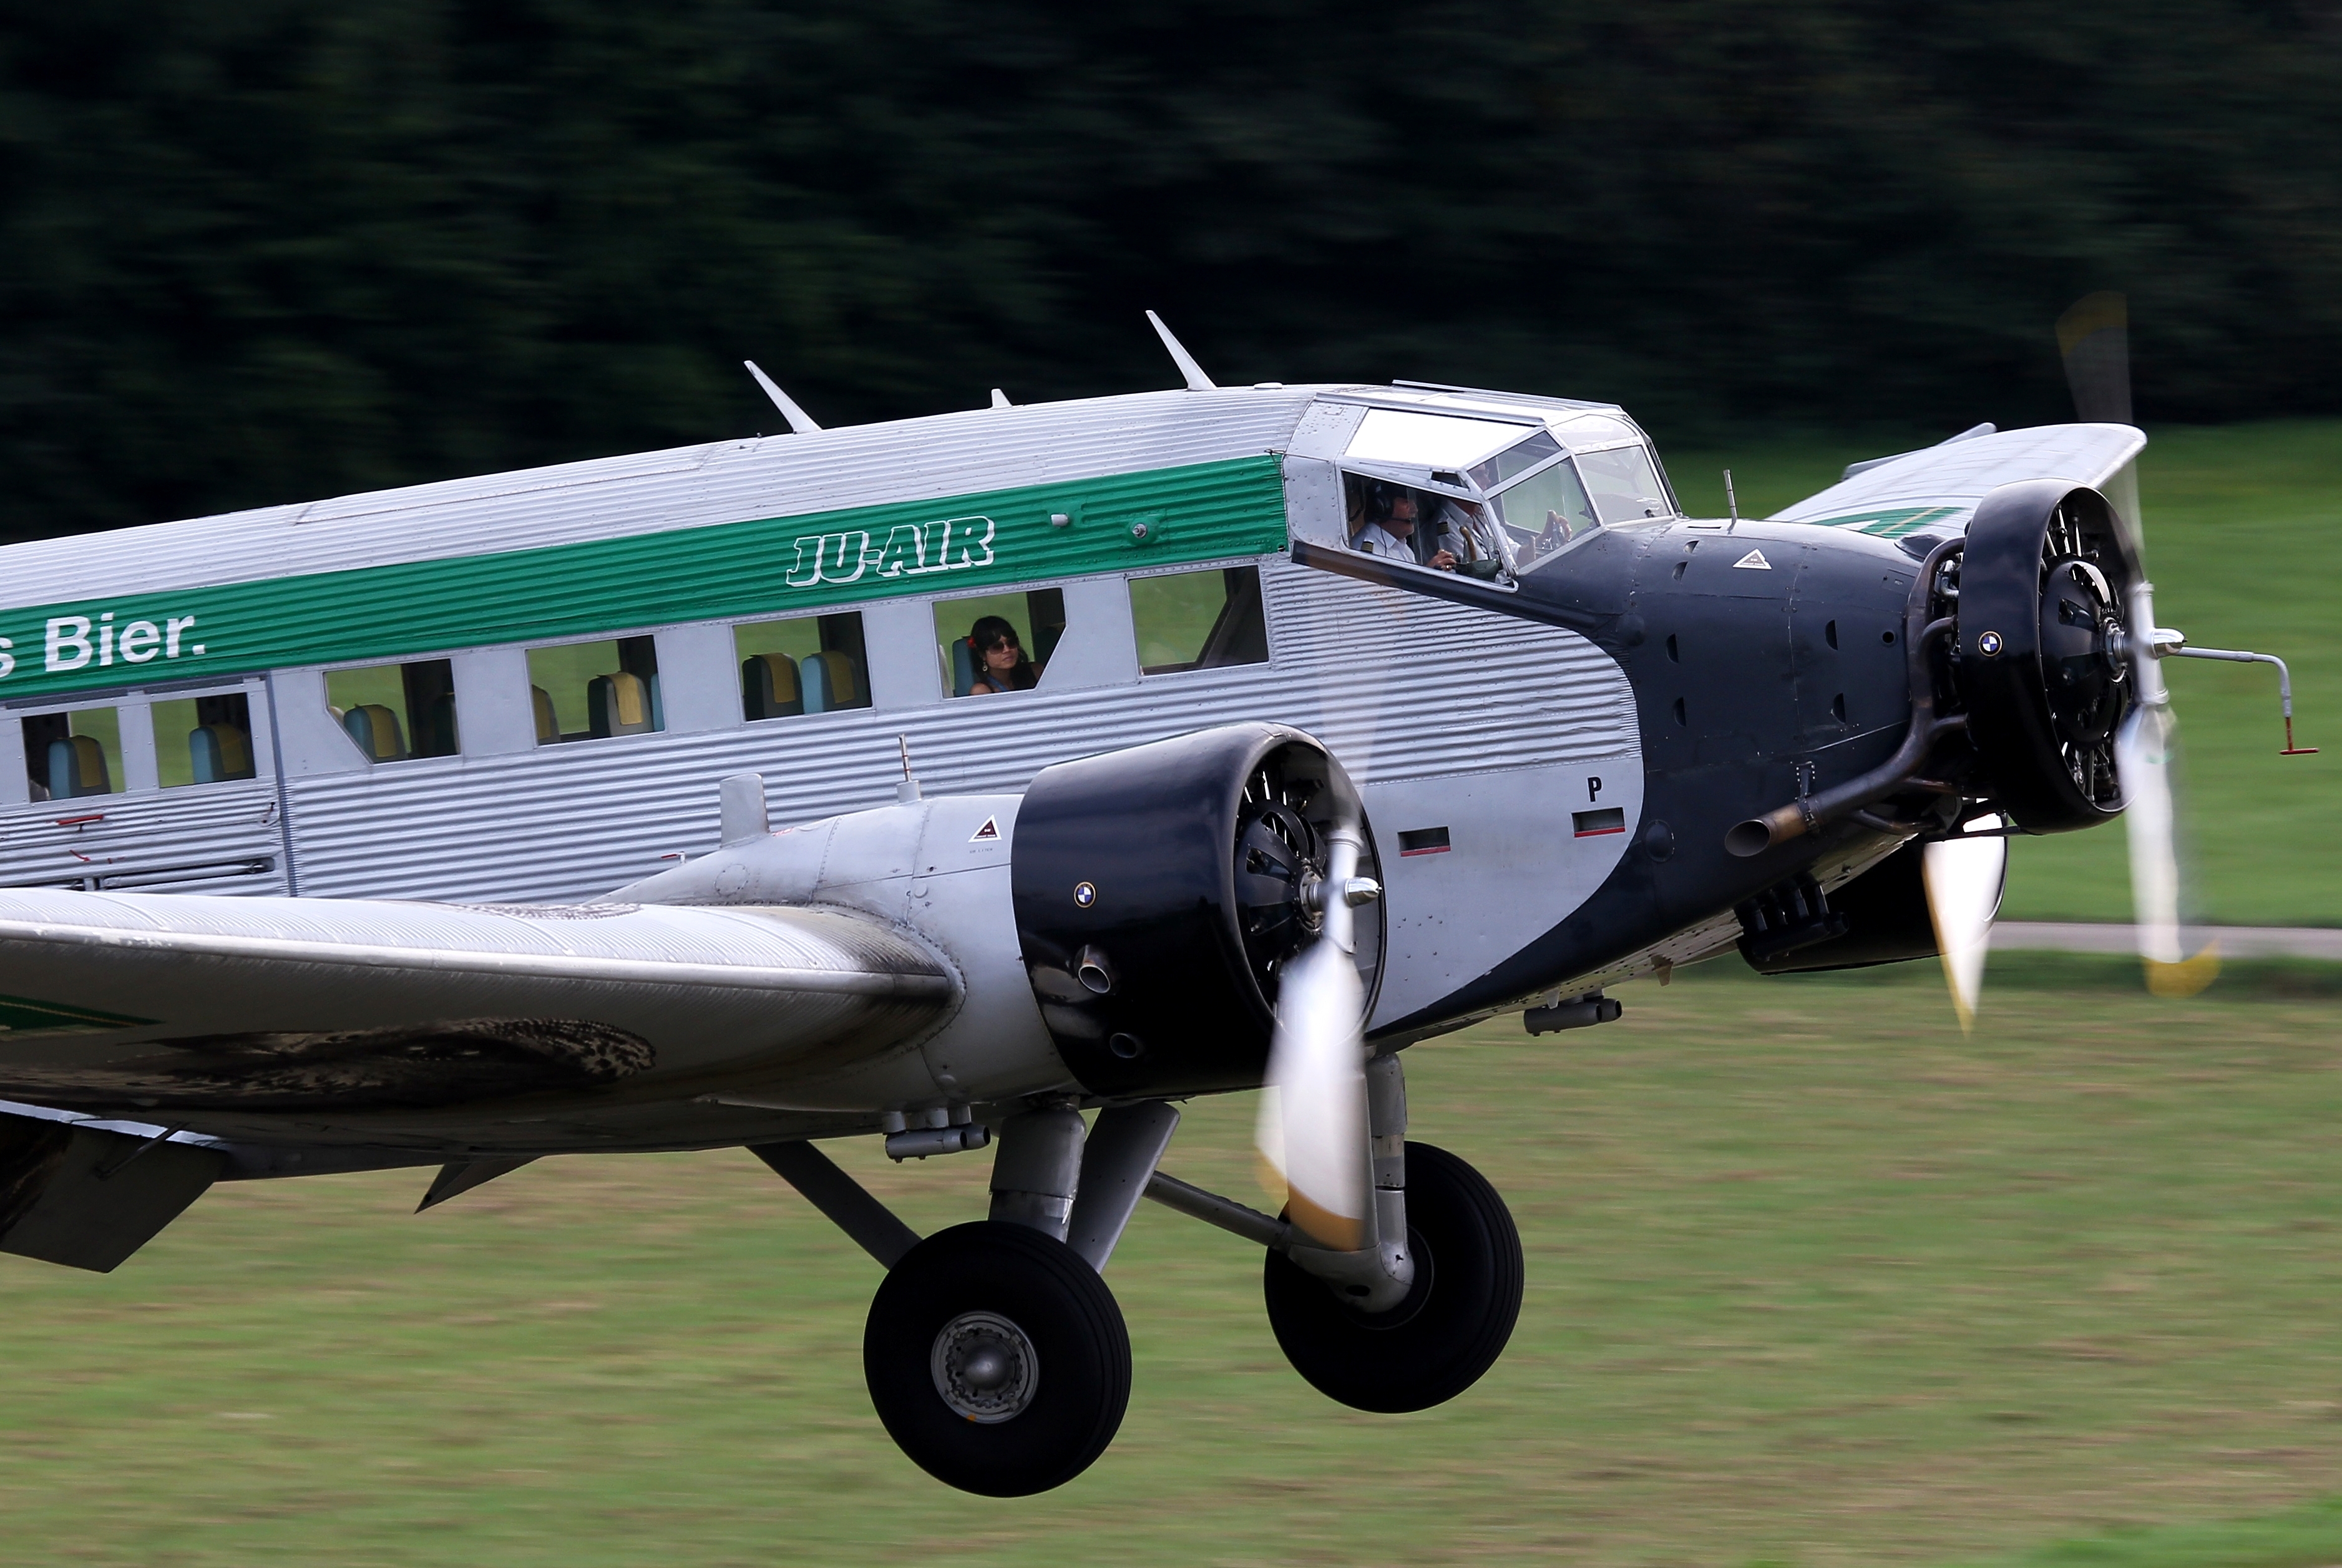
[[1770, 421, 2145, 538], [0, 888, 955, 1115]]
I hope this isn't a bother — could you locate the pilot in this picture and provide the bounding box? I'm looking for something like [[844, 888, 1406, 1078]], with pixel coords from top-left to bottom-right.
[[1431, 497, 1502, 578], [1350, 483, 1456, 570], [967, 616, 1038, 694]]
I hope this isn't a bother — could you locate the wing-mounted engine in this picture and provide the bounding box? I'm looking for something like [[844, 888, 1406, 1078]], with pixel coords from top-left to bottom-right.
[[1009, 723, 1383, 1098]]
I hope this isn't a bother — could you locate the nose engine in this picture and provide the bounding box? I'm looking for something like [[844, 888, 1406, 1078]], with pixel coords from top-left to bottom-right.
[[1951, 479, 2142, 831], [1730, 477, 2145, 858], [1008, 722, 1384, 1097]]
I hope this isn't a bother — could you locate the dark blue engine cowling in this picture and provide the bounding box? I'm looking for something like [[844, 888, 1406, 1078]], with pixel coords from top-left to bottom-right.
[[1010, 722, 1383, 1098]]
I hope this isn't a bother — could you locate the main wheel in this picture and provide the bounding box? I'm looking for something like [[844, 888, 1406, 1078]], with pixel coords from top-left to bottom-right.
[[864, 1221, 1131, 1496], [1263, 1141, 1523, 1413]]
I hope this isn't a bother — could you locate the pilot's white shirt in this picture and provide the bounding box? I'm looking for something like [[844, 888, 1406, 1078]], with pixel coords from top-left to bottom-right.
[[1351, 522, 1417, 560]]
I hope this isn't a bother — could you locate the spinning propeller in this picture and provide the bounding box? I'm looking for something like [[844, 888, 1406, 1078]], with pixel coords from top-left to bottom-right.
[[1920, 293, 2313, 1020], [1248, 787, 1382, 1253], [2056, 292, 2221, 998]]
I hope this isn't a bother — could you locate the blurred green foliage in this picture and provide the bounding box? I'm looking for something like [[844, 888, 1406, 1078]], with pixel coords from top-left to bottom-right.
[[2, 1, 2338, 535]]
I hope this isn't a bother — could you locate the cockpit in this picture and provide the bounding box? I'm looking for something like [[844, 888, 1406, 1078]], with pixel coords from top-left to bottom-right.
[[1326, 402, 1677, 585]]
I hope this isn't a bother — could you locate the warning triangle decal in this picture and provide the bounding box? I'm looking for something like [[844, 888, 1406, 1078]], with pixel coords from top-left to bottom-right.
[[969, 817, 1001, 842], [1732, 548, 1772, 570]]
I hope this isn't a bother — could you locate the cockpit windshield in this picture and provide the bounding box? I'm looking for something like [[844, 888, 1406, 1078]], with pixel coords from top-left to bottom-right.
[[1576, 444, 1672, 524], [1488, 458, 1599, 567], [1334, 405, 1676, 582]]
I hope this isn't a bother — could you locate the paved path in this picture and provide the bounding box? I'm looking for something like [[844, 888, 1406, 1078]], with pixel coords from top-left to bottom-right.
[[1993, 922, 2342, 960]]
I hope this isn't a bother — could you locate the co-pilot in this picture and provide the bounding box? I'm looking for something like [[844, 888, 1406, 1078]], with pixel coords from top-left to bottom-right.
[[1350, 482, 1456, 570]]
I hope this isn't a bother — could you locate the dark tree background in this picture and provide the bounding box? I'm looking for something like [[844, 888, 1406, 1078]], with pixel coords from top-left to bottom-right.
[[2, 0, 2336, 538]]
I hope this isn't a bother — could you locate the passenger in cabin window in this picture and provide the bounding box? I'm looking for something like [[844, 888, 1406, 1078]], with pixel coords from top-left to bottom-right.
[[966, 616, 1038, 695], [1350, 482, 1455, 570]]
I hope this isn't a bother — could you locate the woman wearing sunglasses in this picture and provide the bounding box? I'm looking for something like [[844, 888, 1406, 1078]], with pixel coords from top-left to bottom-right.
[[967, 615, 1038, 695]]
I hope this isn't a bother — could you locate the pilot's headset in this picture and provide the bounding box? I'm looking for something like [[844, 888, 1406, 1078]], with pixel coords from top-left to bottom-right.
[[1364, 479, 1404, 524]]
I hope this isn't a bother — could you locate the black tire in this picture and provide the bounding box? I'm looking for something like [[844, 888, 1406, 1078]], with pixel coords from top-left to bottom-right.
[[864, 1221, 1131, 1496], [1263, 1141, 1523, 1413]]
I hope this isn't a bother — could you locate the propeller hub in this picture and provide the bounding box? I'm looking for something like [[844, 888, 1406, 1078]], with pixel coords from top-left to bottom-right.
[[2037, 556, 2127, 751]]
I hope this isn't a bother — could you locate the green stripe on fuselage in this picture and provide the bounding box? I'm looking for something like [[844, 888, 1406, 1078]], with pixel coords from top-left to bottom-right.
[[0, 455, 1289, 702]]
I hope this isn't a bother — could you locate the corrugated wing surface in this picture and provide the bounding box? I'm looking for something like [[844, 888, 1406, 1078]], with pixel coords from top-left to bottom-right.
[[1772, 422, 2145, 533]]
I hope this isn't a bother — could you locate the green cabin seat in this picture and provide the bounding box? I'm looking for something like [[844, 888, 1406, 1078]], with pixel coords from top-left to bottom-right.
[[947, 637, 977, 698], [189, 724, 256, 783], [46, 735, 110, 798], [588, 671, 655, 738], [343, 704, 408, 761], [742, 653, 804, 720], [803, 650, 862, 713]]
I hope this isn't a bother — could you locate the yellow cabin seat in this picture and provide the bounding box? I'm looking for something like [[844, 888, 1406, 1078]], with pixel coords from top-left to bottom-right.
[[742, 653, 803, 720], [803, 650, 862, 713], [531, 686, 560, 744], [343, 704, 407, 761], [190, 724, 255, 782], [588, 671, 654, 738], [46, 735, 110, 798]]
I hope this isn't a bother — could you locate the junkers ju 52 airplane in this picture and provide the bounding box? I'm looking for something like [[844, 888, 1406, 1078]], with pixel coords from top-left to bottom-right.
[[0, 299, 2308, 1494]]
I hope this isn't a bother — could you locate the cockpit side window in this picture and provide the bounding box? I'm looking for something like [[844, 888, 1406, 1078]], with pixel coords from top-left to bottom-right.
[[1341, 475, 1508, 580]]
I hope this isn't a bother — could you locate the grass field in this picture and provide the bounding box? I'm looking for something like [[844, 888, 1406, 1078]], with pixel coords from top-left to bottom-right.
[[1667, 421, 2342, 928], [9, 957, 2342, 1566]]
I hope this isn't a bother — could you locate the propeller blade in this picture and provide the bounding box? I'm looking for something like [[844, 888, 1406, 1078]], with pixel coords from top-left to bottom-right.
[[2115, 699, 2219, 996], [1254, 820, 1372, 1252], [1922, 821, 2008, 1033], [2057, 294, 2215, 996]]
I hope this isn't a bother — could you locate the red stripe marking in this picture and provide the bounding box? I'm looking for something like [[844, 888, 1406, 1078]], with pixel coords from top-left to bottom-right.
[[1399, 845, 1450, 856], [1574, 825, 1627, 837]]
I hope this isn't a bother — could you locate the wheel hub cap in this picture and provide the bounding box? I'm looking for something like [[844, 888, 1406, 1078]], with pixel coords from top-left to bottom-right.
[[930, 1311, 1039, 1423]]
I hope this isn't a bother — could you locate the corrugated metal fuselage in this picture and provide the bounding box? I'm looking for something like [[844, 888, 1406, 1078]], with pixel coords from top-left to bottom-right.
[[0, 381, 1938, 1158]]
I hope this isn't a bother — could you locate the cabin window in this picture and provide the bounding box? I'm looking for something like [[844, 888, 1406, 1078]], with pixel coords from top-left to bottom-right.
[[1129, 566, 1269, 674], [22, 706, 126, 801], [735, 612, 871, 721], [934, 588, 1067, 698], [325, 660, 459, 762], [527, 636, 662, 744], [151, 692, 259, 786]]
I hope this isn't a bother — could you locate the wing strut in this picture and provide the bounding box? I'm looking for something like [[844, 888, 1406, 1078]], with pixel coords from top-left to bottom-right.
[[753, 1141, 921, 1268], [416, 1156, 537, 1212]]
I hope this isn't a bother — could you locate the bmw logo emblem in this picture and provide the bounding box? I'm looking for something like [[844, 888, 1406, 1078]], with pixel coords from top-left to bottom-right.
[[1073, 881, 1098, 908], [1977, 630, 2004, 657]]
